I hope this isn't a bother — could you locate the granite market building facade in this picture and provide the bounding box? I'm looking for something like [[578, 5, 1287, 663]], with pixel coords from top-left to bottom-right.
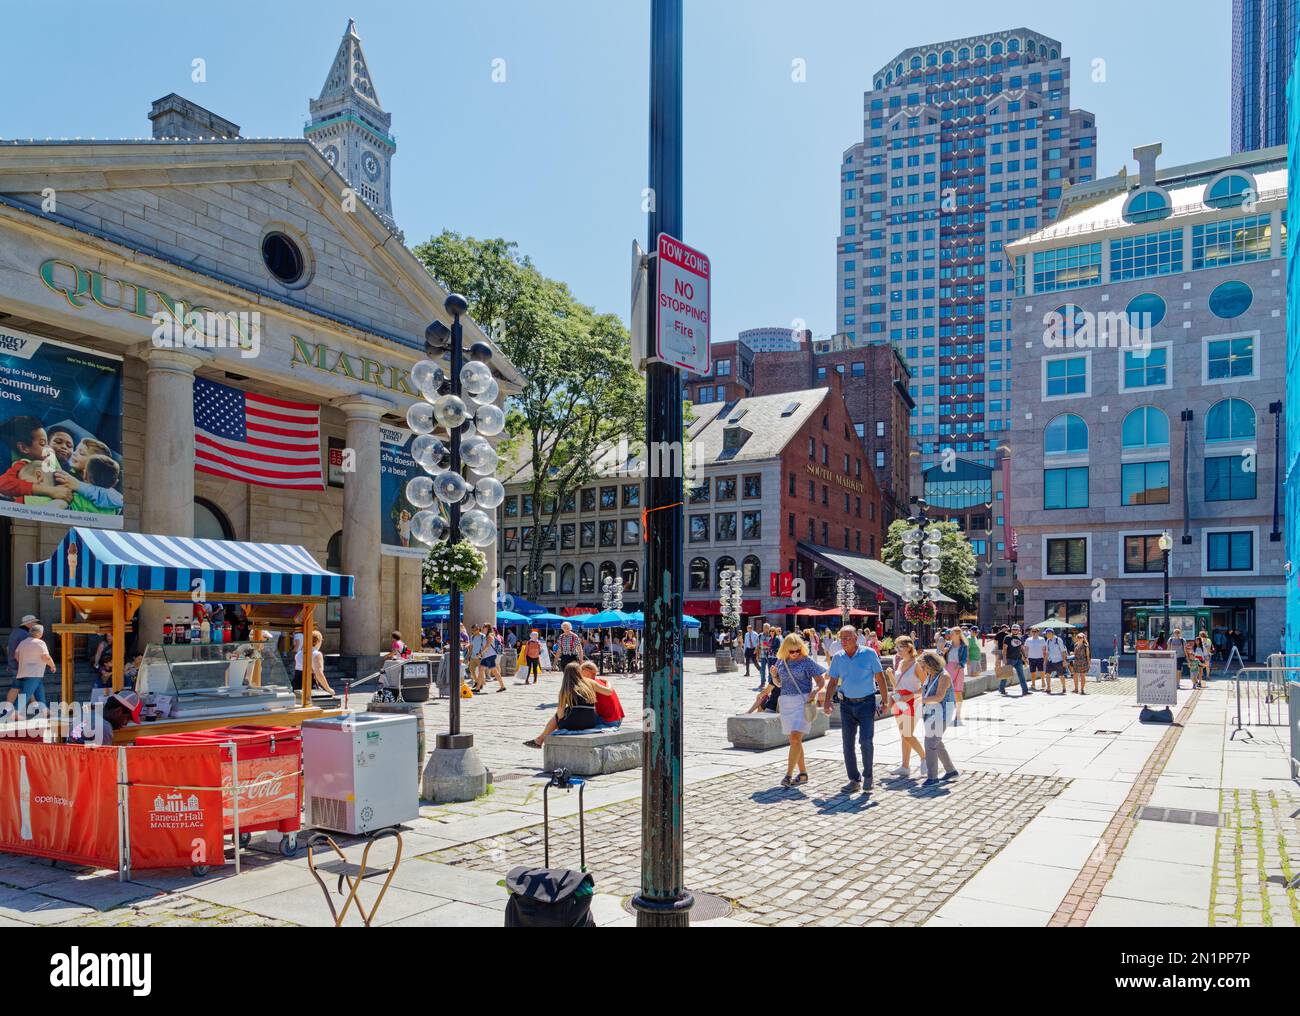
[[0, 23, 521, 679]]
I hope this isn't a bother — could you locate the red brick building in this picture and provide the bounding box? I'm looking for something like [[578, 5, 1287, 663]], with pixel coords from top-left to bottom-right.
[[751, 339, 914, 527]]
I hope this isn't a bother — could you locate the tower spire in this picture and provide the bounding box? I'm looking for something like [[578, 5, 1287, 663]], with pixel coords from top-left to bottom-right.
[[305, 20, 399, 233]]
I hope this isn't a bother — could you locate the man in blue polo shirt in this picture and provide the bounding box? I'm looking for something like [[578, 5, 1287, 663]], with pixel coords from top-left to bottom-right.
[[823, 625, 889, 794]]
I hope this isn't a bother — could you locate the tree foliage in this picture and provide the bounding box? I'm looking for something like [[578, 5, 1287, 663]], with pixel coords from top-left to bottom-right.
[[880, 518, 978, 609], [413, 231, 645, 600]]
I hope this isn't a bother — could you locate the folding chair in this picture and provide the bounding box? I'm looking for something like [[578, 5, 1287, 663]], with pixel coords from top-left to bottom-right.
[[306, 829, 403, 927]]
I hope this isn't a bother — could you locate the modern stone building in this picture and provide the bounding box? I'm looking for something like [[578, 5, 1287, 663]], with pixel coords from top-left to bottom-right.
[[1009, 143, 1288, 660], [1284, 46, 1300, 653], [0, 22, 520, 677], [496, 375, 918, 639], [1231, 0, 1298, 154], [837, 28, 1097, 471]]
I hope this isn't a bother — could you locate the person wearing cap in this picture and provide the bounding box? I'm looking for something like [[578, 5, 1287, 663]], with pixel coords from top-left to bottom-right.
[[69, 689, 141, 746], [6, 614, 39, 706]]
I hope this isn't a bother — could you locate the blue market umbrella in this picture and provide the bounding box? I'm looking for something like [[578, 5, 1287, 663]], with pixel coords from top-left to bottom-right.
[[527, 612, 573, 626], [620, 611, 700, 630], [580, 609, 635, 628]]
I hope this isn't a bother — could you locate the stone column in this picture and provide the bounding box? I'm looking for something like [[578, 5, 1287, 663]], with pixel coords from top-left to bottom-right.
[[138, 349, 203, 643], [333, 396, 389, 675]]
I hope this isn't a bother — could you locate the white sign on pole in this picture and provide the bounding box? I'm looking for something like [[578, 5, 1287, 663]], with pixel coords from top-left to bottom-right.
[[654, 233, 711, 374], [1136, 650, 1178, 707]]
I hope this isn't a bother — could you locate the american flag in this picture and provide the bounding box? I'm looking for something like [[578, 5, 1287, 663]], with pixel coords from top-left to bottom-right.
[[193, 377, 324, 490]]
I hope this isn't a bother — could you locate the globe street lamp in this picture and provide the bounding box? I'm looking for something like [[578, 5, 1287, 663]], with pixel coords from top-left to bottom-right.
[[836, 576, 856, 629], [900, 497, 941, 646], [600, 574, 624, 673], [1158, 530, 1173, 643], [406, 295, 504, 802]]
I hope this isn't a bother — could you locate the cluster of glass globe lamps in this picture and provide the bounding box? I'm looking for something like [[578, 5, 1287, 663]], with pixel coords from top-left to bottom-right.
[[404, 354, 506, 550]]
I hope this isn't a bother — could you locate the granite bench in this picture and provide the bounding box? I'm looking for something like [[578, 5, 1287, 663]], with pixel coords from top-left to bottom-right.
[[543, 726, 641, 776], [726, 710, 829, 750]]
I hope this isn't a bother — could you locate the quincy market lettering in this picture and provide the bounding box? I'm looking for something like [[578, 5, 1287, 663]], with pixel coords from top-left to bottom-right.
[[37, 258, 414, 396], [806, 462, 864, 494]]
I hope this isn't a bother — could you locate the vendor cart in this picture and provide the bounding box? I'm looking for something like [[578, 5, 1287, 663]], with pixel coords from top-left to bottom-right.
[[24, 527, 354, 743], [135, 725, 304, 859]]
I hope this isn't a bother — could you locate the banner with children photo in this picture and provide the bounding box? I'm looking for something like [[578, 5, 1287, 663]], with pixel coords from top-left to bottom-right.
[[379, 423, 426, 559], [0, 326, 125, 529]]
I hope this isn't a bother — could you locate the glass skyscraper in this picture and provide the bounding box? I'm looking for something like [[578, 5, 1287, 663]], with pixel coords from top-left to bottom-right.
[[836, 29, 1097, 470], [1232, 0, 1299, 153]]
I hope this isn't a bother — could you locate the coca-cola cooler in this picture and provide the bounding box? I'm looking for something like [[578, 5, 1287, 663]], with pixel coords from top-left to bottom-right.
[[134, 725, 303, 855], [301, 713, 419, 835]]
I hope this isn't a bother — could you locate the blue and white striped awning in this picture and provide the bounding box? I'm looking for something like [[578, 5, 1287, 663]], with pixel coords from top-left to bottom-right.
[[26, 528, 353, 599]]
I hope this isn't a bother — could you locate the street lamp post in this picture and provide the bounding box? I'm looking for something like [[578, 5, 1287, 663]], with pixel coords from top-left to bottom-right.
[[1158, 531, 1173, 642], [405, 295, 506, 801], [836, 576, 856, 630], [601, 575, 624, 674], [900, 497, 942, 647]]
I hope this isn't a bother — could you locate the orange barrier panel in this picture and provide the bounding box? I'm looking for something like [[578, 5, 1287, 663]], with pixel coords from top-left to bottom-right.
[[0, 741, 118, 868], [124, 746, 225, 871]]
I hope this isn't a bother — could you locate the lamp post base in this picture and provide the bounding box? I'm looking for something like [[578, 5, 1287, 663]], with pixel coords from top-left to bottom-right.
[[421, 743, 489, 802], [630, 890, 694, 928]]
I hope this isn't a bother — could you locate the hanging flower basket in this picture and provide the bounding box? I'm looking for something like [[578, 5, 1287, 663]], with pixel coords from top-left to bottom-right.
[[904, 599, 936, 624], [422, 540, 486, 594]]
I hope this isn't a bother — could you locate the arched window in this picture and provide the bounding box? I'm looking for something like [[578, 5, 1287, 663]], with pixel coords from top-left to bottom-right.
[[689, 557, 710, 592], [599, 561, 617, 585], [326, 530, 342, 571], [1208, 280, 1253, 319], [520, 567, 531, 594], [579, 562, 595, 594], [541, 566, 557, 594], [716, 556, 737, 587], [741, 555, 762, 590], [958, 47, 969, 61], [1124, 188, 1171, 224], [1206, 398, 1255, 443], [622, 561, 639, 592], [975, 44, 986, 58], [1007, 38, 1020, 52], [195, 498, 233, 541], [910, 55, 922, 70], [559, 564, 575, 594], [1205, 173, 1253, 209], [1044, 413, 1088, 456], [941, 49, 954, 64], [1122, 407, 1169, 449], [926, 51, 938, 67], [991, 41, 1003, 56], [503, 566, 517, 594], [1125, 293, 1167, 329]]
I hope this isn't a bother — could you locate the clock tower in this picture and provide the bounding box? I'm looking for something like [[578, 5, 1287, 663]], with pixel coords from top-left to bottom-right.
[[305, 19, 399, 234]]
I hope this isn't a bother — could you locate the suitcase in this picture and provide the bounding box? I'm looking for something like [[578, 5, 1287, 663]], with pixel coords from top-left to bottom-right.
[[504, 768, 595, 927]]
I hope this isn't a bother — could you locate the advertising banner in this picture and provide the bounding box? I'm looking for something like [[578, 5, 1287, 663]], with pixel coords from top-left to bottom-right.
[[0, 741, 119, 868], [1136, 650, 1179, 707], [125, 745, 225, 871], [380, 423, 426, 559], [0, 326, 125, 529]]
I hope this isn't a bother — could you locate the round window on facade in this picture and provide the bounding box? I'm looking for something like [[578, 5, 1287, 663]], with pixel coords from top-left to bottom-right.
[[261, 231, 307, 287], [1204, 174, 1252, 209], [1208, 280, 1253, 319], [1125, 293, 1167, 330]]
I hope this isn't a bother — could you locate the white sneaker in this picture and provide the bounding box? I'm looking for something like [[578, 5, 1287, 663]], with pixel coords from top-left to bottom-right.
[[892, 765, 911, 776]]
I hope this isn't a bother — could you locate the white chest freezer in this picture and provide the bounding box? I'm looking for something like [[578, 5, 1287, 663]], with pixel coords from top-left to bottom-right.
[[302, 713, 419, 834]]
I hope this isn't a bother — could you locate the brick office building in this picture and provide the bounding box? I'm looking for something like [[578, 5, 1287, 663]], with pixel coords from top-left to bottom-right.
[[750, 338, 914, 526]]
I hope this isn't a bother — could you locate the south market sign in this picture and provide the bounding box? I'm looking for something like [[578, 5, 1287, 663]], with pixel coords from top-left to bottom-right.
[[37, 257, 415, 396]]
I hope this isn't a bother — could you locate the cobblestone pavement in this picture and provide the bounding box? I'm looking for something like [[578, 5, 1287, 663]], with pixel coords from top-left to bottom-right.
[[433, 758, 1068, 926], [1210, 788, 1300, 928]]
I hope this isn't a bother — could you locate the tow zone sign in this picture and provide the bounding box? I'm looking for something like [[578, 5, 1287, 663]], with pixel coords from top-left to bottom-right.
[[655, 233, 710, 374]]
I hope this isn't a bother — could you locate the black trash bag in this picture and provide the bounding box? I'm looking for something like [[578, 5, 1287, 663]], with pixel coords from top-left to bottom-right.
[[504, 866, 596, 927]]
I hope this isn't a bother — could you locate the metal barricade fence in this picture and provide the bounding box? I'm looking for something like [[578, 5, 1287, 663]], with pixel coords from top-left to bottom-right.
[[1289, 682, 1300, 782], [1230, 665, 1296, 741]]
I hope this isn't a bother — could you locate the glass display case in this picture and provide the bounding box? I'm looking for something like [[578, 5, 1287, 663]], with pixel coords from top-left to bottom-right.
[[135, 641, 298, 721]]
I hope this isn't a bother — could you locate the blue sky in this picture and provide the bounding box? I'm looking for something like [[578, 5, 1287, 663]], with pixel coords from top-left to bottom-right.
[[4, 0, 1232, 342]]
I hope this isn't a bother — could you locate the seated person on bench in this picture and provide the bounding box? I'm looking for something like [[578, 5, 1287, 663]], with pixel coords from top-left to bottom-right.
[[523, 662, 618, 748], [746, 670, 782, 714], [578, 660, 624, 726]]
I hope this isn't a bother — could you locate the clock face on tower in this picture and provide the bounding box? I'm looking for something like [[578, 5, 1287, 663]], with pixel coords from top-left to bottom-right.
[[362, 150, 381, 182], [322, 144, 339, 168]]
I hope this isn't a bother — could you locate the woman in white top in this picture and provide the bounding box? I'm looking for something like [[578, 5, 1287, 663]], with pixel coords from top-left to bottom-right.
[[294, 630, 330, 696], [13, 623, 55, 706], [886, 634, 926, 776]]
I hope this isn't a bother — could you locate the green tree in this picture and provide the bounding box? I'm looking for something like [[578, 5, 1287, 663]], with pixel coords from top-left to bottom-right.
[[414, 231, 645, 601], [880, 518, 978, 609]]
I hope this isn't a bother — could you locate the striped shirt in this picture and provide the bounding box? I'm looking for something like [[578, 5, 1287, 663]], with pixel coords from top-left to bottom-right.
[[557, 632, 582, 656]]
